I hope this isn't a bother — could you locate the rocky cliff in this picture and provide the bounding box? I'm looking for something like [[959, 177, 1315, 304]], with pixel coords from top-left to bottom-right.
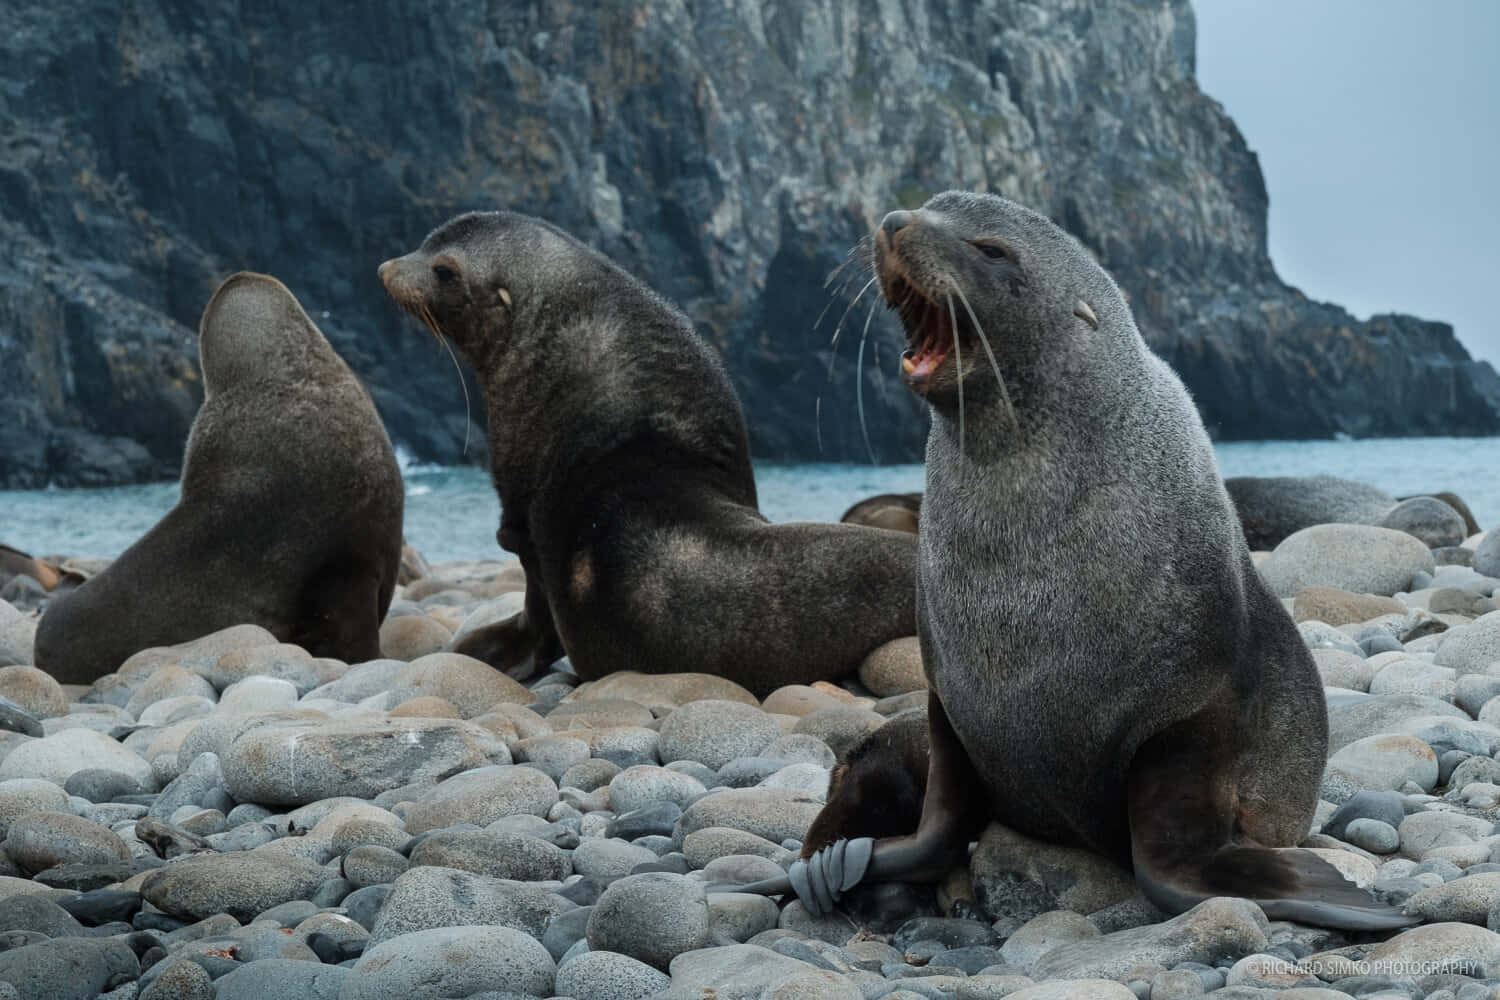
[[3, 0, 1496, 488]]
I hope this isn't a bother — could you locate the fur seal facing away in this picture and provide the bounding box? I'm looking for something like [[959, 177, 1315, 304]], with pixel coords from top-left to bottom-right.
[[379, 212, 916, 697], [35, 274, 404, 683], [726, 192, 1412, 930], [840, 492, 921, 534]]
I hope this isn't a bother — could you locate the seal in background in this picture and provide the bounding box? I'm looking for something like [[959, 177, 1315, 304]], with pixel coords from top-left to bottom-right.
[[380, 212, 916, 697], [35, 273, 404, 682]]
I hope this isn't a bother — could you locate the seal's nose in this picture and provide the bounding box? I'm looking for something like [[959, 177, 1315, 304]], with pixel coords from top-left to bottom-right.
[[377, 259, 396, 286], [881, 211, 914, 242]]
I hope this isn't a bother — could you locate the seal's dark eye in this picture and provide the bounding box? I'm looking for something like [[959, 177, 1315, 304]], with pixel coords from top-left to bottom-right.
[[974, 243, 1008, 261], [433, 264, 457, 284]]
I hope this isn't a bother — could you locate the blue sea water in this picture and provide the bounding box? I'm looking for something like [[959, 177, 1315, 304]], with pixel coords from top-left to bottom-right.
[[2, 437, 1496, 565]]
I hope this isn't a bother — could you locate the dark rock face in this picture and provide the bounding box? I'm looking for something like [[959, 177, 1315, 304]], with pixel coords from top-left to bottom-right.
[[3, 0, 1496, 487]]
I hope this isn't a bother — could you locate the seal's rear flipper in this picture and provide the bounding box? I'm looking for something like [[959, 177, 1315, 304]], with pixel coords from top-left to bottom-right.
[[1133, 841, 1417, 931], [1127, 712, 1418, 932]]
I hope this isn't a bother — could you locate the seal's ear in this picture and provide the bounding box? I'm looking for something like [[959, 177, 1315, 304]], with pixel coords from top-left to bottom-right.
[[1073, 299, 1099, 330]]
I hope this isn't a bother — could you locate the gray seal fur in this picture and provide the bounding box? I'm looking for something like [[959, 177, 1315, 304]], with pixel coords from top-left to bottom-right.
[[35, 273, 404, 683], [765, 192, 1411, 930], [379, 211, 915, 697]]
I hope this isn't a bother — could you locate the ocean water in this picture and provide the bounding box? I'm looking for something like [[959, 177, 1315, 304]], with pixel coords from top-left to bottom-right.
[[2, 437, 1496, 565]]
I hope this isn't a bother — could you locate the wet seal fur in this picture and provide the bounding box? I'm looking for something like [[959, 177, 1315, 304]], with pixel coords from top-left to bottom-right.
[[379, 212, 916, 697], [729, 192, 1413, 930], [35, 273, 404, 683]]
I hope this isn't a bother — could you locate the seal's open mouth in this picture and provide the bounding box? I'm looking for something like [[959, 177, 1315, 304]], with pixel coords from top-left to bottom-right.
[[886, 276, 956, 383]]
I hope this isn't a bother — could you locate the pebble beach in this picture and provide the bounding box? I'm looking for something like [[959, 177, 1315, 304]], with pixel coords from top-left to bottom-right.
[[0, 515, 1496, 1000]]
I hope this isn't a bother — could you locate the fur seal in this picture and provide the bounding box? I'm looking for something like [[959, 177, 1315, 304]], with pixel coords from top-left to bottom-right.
[[840, 492, 921, 534], [379, 211, 916, 697], [731, 192, 1411, 930], [35, 273, 404, 683]]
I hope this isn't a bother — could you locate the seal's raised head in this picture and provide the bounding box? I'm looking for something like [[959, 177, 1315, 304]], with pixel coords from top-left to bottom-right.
[[875, 192, 1125, 411], [378, 211, 610, 364], [198, 271, 341, 396]]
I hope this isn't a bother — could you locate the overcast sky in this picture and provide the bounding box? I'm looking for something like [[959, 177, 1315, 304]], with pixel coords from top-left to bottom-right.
[[1194, 0, 1499, 366]]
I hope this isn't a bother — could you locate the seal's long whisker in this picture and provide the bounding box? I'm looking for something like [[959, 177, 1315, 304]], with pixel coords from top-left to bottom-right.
[[419, 304, 474, 456], [816, 244, 874, 331], [954, 286, 1018, 432], [856, 298, 879, 466], [814, 274, 851, 332], [814, 395, 823, 455], [438, 334, 473, 457], [947, 293, 965, 474], [826, 276, 880, 381], [822, 250, 860, 291]]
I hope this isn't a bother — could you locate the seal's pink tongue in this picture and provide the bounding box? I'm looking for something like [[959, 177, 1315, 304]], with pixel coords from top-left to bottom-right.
[[901, 302, 954, 378], [902, 351, 941, 377]]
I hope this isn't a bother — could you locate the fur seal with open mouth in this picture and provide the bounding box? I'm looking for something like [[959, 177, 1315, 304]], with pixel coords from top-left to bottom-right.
[[34, 273, 404, 683], [379, 212, 916, 697], [728, 192, 1412, 930]]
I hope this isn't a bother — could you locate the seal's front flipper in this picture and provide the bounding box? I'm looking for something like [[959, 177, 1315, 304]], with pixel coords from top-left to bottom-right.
[[788, 837, 875, 915], [706, 693, 981, 913], [787, 691, 986, 915]]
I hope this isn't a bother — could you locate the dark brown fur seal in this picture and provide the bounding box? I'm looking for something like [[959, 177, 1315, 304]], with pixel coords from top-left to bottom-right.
[[34, 273, 404, 683], [840, 493, 921, 534], [379, 212, 916, 697], [738, 192, 1411, 930]]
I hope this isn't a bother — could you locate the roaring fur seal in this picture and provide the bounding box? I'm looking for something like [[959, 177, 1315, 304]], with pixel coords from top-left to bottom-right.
[[729, 192, 1411, 930], [35, 273, 404, 683], [840, 492, 921, 534], [378, 212, 916, 697]]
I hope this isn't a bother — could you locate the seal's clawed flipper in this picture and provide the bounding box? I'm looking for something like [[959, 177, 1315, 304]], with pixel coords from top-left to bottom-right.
[[1129, 729, 1417, 931], [724, 836, 876, 914], [714, 692, 984, 915]]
